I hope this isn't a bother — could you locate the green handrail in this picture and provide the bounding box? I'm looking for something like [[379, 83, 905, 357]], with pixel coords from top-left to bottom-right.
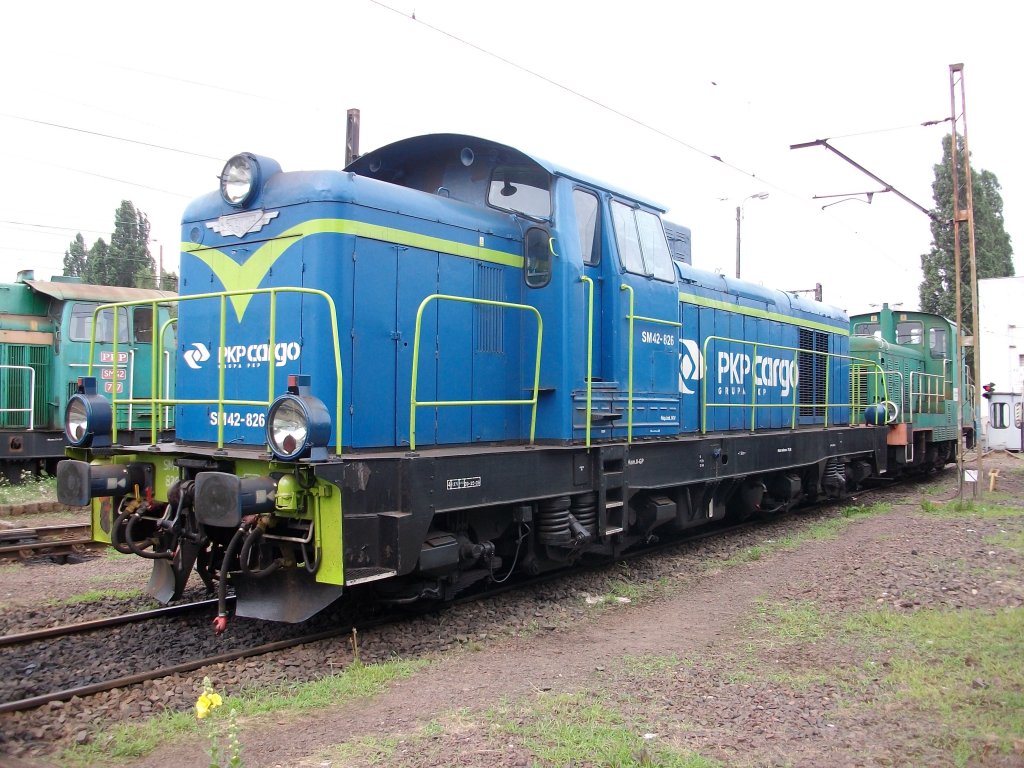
[[580, 276, 594, 448], [409, 293, 542, 452], [698, 334, 889, 434], [87, 287, 343, 453], [618, 284, 682, 443], [157, 315, 178, 439]]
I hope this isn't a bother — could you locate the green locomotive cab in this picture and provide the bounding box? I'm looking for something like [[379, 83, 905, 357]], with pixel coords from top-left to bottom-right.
[[850, 303, 974, 471], [0, 271, 176, 477]]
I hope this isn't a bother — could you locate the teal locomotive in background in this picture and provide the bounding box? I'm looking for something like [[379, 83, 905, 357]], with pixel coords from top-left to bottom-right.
[[0, 270, 175, 480], [850, 303, 976, 471]]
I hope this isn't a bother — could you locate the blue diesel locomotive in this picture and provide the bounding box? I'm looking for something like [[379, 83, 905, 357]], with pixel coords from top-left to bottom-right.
[[57, 134, 890, 628]]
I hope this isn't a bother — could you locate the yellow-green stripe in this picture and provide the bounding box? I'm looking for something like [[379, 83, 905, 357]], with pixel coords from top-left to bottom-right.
[[679, 291, 849, 336], [181, 218, 522, 321]]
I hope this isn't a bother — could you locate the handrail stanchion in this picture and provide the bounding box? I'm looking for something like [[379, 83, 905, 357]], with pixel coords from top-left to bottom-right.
[[620, 285, 635, 443], [750, 343, 759, 432], [580, 276, 594, 448]]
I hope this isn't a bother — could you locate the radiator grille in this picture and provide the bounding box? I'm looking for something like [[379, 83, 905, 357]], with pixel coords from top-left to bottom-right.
[[475, 264, 504, 353], [0, 344, 51, 428]]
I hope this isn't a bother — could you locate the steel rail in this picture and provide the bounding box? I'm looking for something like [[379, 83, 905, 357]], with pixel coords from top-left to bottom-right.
[[0, 598, 232, 648], [0, 624, 351, 714]]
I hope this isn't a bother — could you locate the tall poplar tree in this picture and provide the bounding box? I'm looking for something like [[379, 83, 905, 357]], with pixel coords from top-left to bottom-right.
[[77, 201, 156, 287], [62, 233, 88, 277], [919, 135, 1014, 331], [84, 238, 110, 284]]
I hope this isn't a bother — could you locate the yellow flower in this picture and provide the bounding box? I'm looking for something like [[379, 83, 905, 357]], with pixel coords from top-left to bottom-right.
[[195, 684, 224, 720]]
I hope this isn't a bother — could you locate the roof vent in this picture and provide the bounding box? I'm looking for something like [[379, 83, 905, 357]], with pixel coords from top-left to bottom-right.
[[16, 269, 35, 283]]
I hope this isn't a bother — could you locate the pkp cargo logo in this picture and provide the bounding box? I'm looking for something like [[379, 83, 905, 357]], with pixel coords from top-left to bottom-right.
[[183, 343, 211, 370], [182, 341, 301, 370], [678, 339, 705, 395]]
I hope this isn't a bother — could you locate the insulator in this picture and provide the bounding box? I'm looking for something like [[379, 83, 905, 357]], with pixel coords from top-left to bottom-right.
[[536, 496, 571, 543]]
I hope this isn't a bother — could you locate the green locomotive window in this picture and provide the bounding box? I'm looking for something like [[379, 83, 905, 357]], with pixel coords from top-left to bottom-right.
[[854, 322, 880, 337], [896, 321, 923, 345], [928, 327, 948, 358], [69, 303, 128, 344], [133, 307, 154, 343]]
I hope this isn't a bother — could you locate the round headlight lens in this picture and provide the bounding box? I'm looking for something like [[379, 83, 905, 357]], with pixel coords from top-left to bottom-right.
[[65, 397, 90, 445], [268, 397, 309, 459], [220, 154, 257, 206]]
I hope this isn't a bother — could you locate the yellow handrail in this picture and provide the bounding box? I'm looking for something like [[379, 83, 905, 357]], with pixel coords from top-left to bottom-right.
[[409, 294, 543, 452], [619, 284, 682, 443], [87, 287, 343, 453], [698, 334, 888, 433], [580, 276, 594, 448]]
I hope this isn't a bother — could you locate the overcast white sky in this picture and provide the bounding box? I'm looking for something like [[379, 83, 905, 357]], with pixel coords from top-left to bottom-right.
[[1, 0, 1018, 315]]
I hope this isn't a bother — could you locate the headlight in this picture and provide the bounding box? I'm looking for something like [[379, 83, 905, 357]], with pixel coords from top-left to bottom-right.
[[220, 153, 259, 207], [64, 377, 112, 448], [266, 375, 331, 461]]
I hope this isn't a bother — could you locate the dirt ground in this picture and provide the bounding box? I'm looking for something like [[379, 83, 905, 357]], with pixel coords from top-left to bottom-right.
[[5, 453, 1024, 767]]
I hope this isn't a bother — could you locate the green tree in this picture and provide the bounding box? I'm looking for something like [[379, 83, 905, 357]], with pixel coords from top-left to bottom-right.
[[63, 233, 88, 277], [159, 270, 179, 292], [109, 200, 155, 288], [919, 134, 1014, 331], [84, 237, 110, 284]]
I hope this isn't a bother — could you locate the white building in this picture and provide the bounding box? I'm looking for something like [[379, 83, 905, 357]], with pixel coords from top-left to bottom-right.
[[978, 276, 1024, 450]]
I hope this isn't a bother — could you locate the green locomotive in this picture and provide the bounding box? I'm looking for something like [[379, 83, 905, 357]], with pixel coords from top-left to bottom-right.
[[0, 270, 175, 480], [850, 303, 975, 472]]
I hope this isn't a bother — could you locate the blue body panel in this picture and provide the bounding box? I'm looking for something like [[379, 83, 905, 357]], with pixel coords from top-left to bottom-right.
[[176, 134, 851, 451]]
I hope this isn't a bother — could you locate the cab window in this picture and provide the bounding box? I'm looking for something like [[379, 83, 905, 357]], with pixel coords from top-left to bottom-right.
[[854, 322, 880, 338], [524, 228, 551, 288], [896, 321, 923, 345], [611, 201, 674, 282], [928, 327, 948, 358], [488, 166, 551, 220], [573, 189, 600, 266], [69, 303, 129, 343], [133, 307, 154, 343]]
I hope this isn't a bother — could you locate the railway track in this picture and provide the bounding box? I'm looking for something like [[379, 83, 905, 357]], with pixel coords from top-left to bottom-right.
[[0, 474, 919, 716], [0, 522, 97, 561]]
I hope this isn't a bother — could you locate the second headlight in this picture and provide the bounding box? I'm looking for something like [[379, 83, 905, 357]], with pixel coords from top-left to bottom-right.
[[266, 375, 331, 461]]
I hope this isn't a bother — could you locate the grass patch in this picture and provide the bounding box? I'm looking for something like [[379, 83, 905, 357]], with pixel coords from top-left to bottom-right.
[[984, 528, 1024, 554], [0, 472, 56, 505], [920, 499, 1024, 518], [491, 691, 719, 767], [102, 548, 137, 561], [720, 503, 891, 568], [621, 653, 683, 677], [748, 600, 828, 646], [845, 607, 1024, 763], [48, 588, 146, 607], [322, 732, 401, 764], [60, 658, 426, 765]]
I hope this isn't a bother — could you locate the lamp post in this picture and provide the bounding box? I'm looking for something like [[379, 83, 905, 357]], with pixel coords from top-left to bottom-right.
[[735, 192, 769, 279]]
